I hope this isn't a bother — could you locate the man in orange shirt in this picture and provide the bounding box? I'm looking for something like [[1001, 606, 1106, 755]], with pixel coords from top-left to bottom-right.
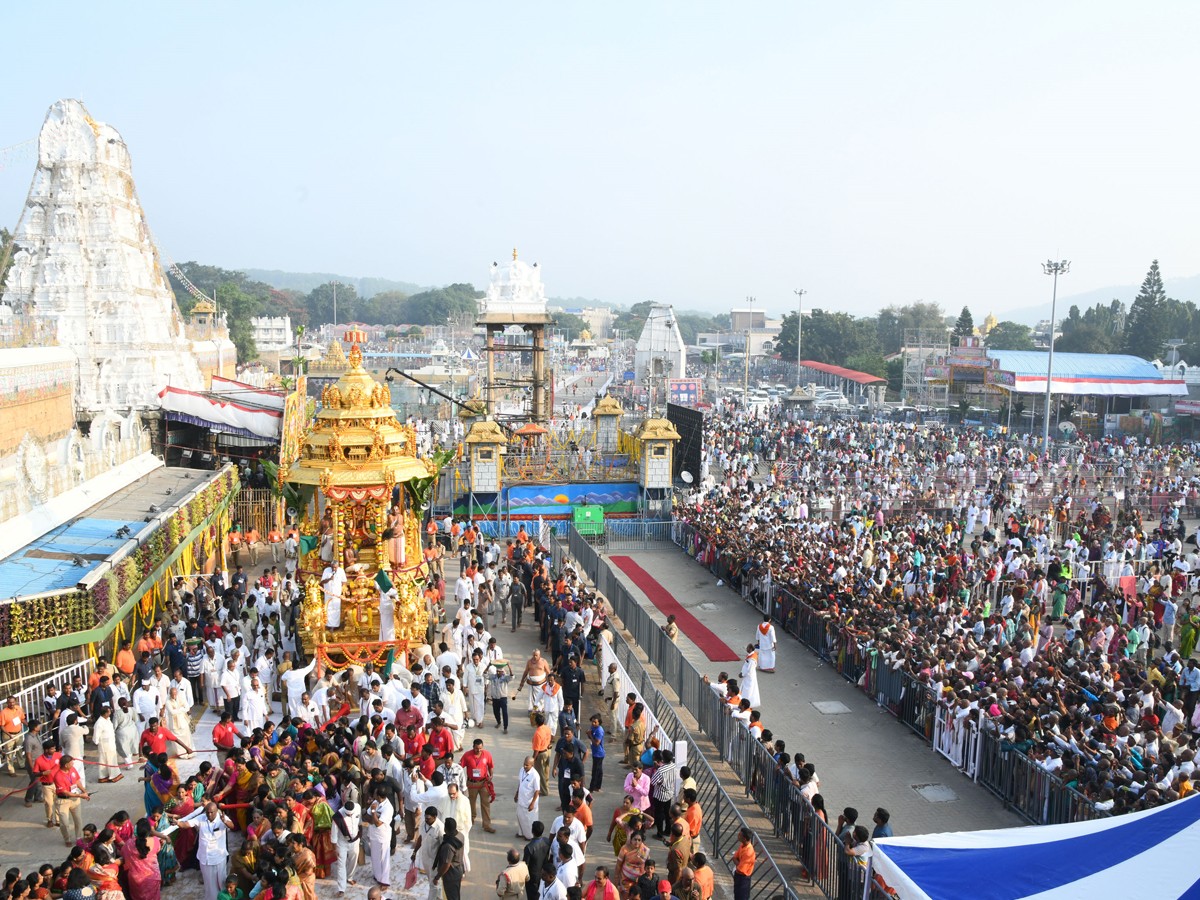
[[0, 697, 26, 775], [267, 526, 283, 562], [114, 640, 136, 676], [531, 712, 552, 791], [731, 828, 755, 900], [683, 789, 702, 855], [461, 524, 476, 564], [690, 853, 714, 900], [245, 526, 262, 565]]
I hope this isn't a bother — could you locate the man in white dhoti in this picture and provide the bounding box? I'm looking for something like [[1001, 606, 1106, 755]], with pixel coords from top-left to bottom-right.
[[93, 706, 121, 782], [282, 657, 317, 717], [113, 697, 139, 765], [164, 686, 194, 758], [518, 650, 552, 712], [379, 587, 398, 642], [201, 645, 224, 707], [541, 678, 564, 738], [755, 616, 778, 673], [464, 649, 487, 728], [241, 676, 269, 733], [740, 645, 761, 708], [332, 798, 362, 895], [514, 756, 541, 839], [132, 682, 160, 728], [364, 786, 395, 886], [178, 803, 236, 900], [170, 671, 195, 710], [322, 563, 346, 629], [444, 781, 473, 873], [441, 679, 469, 749], [412, 806, 444, 881]]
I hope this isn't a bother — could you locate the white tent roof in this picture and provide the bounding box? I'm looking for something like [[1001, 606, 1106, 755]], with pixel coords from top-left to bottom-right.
[[872, 795, 1200, 900]]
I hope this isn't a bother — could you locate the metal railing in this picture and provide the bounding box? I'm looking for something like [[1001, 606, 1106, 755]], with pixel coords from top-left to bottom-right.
[[551, 528, 893, 900], [503, 449, 638, 483], [230, 486, 278, 537], [577, 556, 803, 900], [670, 518, 1106, 828], [5, 658, 94, 756]]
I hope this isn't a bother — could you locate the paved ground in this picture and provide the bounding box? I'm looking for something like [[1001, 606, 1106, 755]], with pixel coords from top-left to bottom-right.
[[610, 548, 1027, 836], [555, 371, 612, 415], [0, 559, 668, 900]]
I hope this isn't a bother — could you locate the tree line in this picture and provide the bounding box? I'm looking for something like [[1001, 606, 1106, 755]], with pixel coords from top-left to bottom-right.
[[771, 261, 1199, 387], [169, 263, 488, 361]]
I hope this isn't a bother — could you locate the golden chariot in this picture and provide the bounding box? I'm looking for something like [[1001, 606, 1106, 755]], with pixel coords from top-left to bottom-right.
[[282, 329, 435, 669]]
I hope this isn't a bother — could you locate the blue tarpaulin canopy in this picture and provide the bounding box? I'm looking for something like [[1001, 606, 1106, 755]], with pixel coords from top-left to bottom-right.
[[870, 795, 1200, 900]]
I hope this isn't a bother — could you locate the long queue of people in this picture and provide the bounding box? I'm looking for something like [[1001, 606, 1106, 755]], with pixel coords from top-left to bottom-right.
[[677, 401, 1200, 819]]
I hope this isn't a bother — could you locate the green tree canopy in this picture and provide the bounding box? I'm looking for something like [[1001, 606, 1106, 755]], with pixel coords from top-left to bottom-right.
[[357, 289, 409, 325], [952, 305, 975, 340], [169, 262, 281, 360], [400, 283, 482, 326], [875, 301, 947, 355], [776, 308, 879, 365], [305, 281, 360, 326], [984, 320, 1036, 351], [554, 312, 589, 341], [844, 351, 887, 379], [1120, 261, 1197, 360], [1055, 299, 1125, 354]]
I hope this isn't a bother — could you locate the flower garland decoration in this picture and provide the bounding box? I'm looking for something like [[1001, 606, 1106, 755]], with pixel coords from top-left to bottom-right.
[[0, 466, 242, 646]]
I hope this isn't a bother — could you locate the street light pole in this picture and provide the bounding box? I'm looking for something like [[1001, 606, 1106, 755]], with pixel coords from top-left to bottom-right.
[[793, 289, 806, 388], [1041, 260, 1070, 456]]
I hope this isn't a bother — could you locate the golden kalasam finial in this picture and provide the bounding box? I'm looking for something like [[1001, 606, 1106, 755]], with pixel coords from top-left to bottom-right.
[[512, 247, 518, 261]]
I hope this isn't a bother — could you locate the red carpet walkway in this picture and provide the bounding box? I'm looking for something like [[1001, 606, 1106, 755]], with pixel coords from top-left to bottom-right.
[[609, 555, 740, 662]]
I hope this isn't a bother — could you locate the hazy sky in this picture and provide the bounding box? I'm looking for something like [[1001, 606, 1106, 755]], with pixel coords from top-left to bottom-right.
[[2, 3, 1199, 318]]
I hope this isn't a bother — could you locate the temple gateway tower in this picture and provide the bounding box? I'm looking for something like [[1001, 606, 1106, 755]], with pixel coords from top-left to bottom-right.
[[0, 100, 211, 415]]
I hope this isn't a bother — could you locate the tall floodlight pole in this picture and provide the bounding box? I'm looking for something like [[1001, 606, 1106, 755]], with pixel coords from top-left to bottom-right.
[[793, 289, 806, 388], [1041, 260, 1070, 456], [331, 280, 342, 328]]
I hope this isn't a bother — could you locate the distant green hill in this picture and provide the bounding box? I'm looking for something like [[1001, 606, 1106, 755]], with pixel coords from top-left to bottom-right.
[[243, 268, 429, 299]]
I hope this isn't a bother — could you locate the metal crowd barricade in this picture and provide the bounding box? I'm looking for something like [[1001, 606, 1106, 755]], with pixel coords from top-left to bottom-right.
[[662, 521, 1107, 828], [581, 553, 802, 900], [932, 704, 981, 778], [2, 658, 95, 763]]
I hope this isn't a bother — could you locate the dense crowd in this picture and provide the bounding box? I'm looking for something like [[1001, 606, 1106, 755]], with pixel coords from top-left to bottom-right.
[[677, 400, 1200, 817], [0, 519, 730, 900]]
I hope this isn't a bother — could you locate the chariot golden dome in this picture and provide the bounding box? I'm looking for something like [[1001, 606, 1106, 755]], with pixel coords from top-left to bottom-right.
[[287, 329, 434, 488]]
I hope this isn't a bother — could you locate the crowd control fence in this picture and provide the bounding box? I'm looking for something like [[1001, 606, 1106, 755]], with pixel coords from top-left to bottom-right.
[[549, 528, 893, 900], [667, 519, 1106, 828]]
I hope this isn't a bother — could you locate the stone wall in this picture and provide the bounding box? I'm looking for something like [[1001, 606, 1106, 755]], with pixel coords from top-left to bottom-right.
[[0, 350, 76, 456]]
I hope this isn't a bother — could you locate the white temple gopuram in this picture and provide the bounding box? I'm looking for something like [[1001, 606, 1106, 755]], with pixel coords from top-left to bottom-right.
[[1, 99, 230, 414]]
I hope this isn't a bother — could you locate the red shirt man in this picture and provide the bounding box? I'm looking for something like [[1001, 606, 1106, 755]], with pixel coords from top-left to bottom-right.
[[460, 741, 495, 784], [395, 704, 424, 733], [401, 727, 427, 760], [213, 718, 239, 751], [427, 724, 453, 759], [140, 723, 180, 757], [417, 747, 437, 779], [52, 758, 86, 798], [32, 748, 62, 784]]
